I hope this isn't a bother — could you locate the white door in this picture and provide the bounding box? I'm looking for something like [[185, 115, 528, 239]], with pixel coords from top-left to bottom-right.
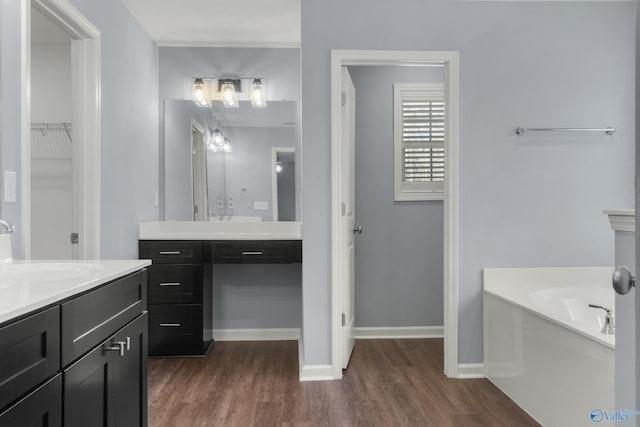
[[341, 67, 357, 369], [192, 124, 208, 221]]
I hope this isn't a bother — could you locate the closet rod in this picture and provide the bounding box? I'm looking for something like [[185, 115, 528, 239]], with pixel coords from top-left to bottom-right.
[[516, 127, 617, 136]]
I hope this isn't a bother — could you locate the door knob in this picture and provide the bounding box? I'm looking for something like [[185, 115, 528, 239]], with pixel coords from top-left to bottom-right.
[[613, 266, 635, 295], [353, 225, 363, 234]]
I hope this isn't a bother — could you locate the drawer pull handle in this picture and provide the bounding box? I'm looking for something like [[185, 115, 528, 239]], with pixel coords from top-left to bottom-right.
[[105, 341, 126, 357], [159, 282, 182, 287], [242, 251, 263, 255], [125, 336, 131, 351], [159, 251, 182, 255], [159, 323, 181, 327]]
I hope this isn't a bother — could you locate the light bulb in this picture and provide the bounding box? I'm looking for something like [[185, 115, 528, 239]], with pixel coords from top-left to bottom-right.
[[220, 81, 238, 108], [250, 79, 267, 108], [276, 163, 283, 173], [192, 78, 209, 107]]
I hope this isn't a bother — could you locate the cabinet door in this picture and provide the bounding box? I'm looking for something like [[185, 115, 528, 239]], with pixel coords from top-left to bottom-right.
[[0, 307, 60, 410], [63, 337, 117, 427], [0, 374, 61, 427], [114, 313, 147, 427], [63, 313, 148, 427]]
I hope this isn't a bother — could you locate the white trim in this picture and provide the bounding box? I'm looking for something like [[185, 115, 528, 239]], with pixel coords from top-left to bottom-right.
[[355, 326, 444, 339], [213, 328, 300, 341], [271, 147, 295, 221], [330, 50, 460, 380], [156, 40, 301, 49], [300, 364, 335, 382], [297, 337, 334, 381], [22, 0, 101, 259], [457, 363, 485, 379], [604, 209, 635, 232]]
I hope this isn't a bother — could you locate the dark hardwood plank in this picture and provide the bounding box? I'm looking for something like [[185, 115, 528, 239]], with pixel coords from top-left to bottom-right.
[[148, 339, 540, 427]]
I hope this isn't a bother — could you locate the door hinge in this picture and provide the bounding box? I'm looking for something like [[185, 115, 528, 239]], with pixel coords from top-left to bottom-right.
[[70, 233, 79, 244], [341, 202, 346, 216], [341, 312, 346, 327], [341, 92, 346, 107]]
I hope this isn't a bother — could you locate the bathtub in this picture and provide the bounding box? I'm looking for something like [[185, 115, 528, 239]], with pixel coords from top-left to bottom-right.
[[483, 267, 614, 427]]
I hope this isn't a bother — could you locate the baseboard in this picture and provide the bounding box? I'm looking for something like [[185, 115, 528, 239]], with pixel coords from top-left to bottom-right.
[[299, 364, 335, 382], [354, 326, 444, 339], [457, 363, 485, 379], [298, 339, 335, 382], [212, 328, 300, 342]]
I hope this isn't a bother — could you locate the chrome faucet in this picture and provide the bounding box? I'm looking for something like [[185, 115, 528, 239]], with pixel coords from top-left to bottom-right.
[[588, 304, 615, 335], [0, 219, 16, 234]]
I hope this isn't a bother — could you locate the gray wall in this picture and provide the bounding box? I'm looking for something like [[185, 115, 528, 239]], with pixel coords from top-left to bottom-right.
[[615, 231, 636, 426], [301, 1, 634, 365], [213, 264, 302, 329], [277, 159, 295, 221], [349, 66, 444, 328], [224, 126, 296, 221], [1, 0, 159, 259]]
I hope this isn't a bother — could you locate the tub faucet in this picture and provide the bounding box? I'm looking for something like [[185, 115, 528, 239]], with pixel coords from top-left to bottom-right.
[[588, 304, 615, 335], [0, 219, 16, 234]]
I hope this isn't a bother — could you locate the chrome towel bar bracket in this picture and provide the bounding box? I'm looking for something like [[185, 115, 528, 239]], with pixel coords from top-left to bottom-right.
[[516, 127, 617, 136]]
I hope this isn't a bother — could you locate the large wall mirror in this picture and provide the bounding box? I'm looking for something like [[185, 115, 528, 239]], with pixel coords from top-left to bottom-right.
[[160, 47, 300, 222]]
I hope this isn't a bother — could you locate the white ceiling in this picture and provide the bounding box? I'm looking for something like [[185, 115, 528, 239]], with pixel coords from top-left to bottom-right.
[[120, 0, 301, 47]]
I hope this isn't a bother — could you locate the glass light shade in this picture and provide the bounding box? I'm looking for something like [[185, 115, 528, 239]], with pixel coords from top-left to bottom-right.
[[220, 81, 238, 108], [192, 78, 210, 107], [276, 163, 283, 173], [250, 79, 267, 108], [212, 129, 224, 146], [223, 138, 232, 153]]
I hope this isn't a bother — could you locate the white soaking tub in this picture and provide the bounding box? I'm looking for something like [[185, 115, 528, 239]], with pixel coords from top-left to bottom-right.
[[483, 267, 614, 427]]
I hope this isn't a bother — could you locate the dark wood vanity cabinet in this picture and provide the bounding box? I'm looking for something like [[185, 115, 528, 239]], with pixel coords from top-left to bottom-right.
[[139, 239, 302, 356], [139, 241, 212, 356], [0, 270, 148, 427]]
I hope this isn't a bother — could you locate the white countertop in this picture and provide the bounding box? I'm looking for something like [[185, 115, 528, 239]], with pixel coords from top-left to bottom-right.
[[138, 221, 302, 240], [0, 259, 151, 324]]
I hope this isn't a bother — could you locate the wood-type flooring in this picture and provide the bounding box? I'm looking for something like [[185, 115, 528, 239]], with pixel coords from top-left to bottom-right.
[[148, 339, 540, 427]]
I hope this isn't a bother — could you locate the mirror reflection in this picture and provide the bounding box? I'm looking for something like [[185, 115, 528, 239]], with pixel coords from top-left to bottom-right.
[[163, 99, 297, 222]]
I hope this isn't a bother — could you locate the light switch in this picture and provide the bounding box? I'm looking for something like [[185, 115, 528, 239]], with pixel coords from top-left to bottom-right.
[[4, 171, 16, 203], [254, 201, 269, 210]]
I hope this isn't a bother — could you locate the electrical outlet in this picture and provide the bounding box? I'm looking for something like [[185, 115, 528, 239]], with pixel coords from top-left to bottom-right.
[[4, 171, 16, 203]]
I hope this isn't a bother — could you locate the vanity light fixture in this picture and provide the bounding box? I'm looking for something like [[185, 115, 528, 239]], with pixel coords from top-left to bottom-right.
[[276, 162, 283, 173], [192, 77, 267, 108], [250, 79, 267, 108], [220, 80, 239, 108]]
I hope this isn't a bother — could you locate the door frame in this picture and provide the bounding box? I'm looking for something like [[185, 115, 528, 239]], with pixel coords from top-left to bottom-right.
[[271, 146, 295, 221], [330, 50, 460, 379], [21, 0, 101, 258], [190, 119, 207, 221]]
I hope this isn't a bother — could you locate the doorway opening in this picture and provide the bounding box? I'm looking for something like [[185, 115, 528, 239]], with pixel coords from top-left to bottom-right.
[[191, 119, 208, 221], [330, 50, 460, 379], [22, 0, 101, 259]]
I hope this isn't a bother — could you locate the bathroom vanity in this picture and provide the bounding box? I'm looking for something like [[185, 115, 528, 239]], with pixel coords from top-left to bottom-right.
[[138, 221, 302, 357], [0, 260, 151, 427]]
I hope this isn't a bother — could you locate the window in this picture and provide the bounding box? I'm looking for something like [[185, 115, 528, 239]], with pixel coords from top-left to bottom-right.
[[394, 83, 445, 201]]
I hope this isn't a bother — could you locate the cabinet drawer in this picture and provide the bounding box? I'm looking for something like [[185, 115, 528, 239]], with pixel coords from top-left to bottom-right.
[[61, 270, 147, 366], [148, 305, 205, 356], [211, 241, 302, 264], [139, 241, 202, 264], [0, 374, 61, 427], [0, 306, 60, 411], [148, 265, 202, 304]]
